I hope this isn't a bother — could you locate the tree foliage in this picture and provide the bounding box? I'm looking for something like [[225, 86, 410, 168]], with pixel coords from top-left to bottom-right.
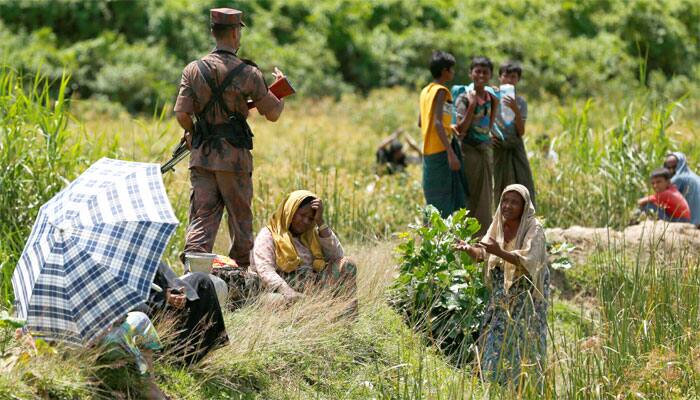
[[1, 0, 698, 111]]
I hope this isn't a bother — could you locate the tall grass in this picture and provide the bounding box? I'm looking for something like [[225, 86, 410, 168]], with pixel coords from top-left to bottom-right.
[[553, 234, 700, 398], [3, 226, 700, 398], [361, 230, 700, 399], [0, 68, 76, 305], [3, 66, 700, 398], [0, 242, 423, 399], [0, 67, 119, 305], [80, 87, 426, 260], [77, 86, 700, 253], [534, 96, 687, 228]]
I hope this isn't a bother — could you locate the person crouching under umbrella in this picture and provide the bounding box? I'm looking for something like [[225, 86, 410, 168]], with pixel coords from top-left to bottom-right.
[[142, 262, 229, 365]]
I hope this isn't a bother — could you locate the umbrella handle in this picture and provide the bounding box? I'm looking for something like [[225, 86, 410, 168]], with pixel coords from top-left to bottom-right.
[[150, 283, 163, 293]]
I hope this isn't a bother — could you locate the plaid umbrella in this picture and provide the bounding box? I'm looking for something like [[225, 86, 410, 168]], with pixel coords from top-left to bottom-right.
[[11, 158, 178, 344]]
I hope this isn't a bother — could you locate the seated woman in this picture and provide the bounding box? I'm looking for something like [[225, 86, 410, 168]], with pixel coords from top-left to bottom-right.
[[665, 152, 700, 227], [249, 190, 357, 307], [143, 262, 229, 365], [455, 184, 549, 388]]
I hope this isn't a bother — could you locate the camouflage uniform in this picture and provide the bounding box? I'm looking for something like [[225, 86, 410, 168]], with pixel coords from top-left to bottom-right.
[[479, 265, 550, 389], [174, 8, 278, 267]]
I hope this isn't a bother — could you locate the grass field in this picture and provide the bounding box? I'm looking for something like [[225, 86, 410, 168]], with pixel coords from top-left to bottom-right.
[[3, 68, 700, 398], [78, 85, 700, 256]]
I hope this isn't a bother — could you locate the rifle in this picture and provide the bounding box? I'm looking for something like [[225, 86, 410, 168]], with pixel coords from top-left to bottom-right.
[[161, 137, 190, 174]]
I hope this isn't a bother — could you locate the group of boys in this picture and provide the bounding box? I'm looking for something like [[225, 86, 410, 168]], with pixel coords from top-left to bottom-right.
[[419, 51, 535, 235]]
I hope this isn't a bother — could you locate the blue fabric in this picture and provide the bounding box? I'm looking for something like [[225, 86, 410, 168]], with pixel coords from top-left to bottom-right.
[[422, 138, 468, 218], [641, 203, 690, 223], [450, 83, 498, 124], [11, 158, 179, 345], [103, 311, 161, 375], [670, 152, 700, 226]]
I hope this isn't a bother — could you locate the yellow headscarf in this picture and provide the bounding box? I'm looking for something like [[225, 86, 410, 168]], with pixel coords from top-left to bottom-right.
[[267, 190, 326, 273]]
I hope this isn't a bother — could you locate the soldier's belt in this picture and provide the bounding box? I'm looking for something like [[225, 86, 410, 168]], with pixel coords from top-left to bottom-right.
[[194, 121, 254, 153]]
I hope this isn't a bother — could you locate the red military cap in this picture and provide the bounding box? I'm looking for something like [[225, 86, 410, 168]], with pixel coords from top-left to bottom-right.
[[210, 8, 246, 27]]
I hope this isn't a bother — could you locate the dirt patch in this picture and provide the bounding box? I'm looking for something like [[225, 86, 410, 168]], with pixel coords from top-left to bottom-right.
[[545, 221, 700, 305], [546, 220, 700, 260]]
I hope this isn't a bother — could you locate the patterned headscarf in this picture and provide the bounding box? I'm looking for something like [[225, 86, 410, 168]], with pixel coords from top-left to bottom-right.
[[266, 190, 326, 273]]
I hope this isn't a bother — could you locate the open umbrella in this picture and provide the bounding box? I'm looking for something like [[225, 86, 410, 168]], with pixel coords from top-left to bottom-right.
[[11, 158, 178, 344]]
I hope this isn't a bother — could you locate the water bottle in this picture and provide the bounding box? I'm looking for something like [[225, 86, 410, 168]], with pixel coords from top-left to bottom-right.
[[500, 84, 515, 124]]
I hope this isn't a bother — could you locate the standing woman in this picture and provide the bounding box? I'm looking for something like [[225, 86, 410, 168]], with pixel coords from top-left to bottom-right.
[[455, 184, 549, 388]]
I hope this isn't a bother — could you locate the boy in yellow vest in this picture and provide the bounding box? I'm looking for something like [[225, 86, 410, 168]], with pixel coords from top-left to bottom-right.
[[418, 51, 466, 218]]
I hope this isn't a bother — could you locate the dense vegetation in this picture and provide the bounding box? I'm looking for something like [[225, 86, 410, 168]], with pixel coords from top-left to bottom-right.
[[0, 69, 118, 307], [1, 62, 699, 397], [3, 1, 700, 398], [2, 0, 699, 112]]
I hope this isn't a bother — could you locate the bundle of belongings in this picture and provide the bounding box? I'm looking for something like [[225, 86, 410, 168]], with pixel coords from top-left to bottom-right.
[[210, 255, 260, 310]]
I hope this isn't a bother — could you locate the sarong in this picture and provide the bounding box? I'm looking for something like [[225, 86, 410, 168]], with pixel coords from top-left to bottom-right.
[[493, 135, 536, 208], [461, 140, 493, 236], [479, 267, 549, 389], [422, 138, 468, 219]]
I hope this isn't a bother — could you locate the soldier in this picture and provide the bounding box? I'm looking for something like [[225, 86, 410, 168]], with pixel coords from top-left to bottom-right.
[[174, 7, 285, 268]]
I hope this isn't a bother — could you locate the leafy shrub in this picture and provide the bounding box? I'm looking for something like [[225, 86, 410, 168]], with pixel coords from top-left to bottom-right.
[[391, 206, 488, 365], [0, 24, 77, 89], [0, 23, 181, 113], [70, 32, 181, 112]]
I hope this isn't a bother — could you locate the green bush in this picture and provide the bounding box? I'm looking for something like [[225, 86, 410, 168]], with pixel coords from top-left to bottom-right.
[[2, 0, 700, 111], [68, 32, 181, 112], [0, 25, 76, 88], [391, 206, 488, 365], [0, 23, 181, 113]]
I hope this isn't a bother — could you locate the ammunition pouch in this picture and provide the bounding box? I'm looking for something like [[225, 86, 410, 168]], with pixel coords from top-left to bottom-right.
[[193, 111, 254, 154]]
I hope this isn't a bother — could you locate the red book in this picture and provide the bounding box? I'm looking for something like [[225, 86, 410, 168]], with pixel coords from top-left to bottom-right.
[[247, 76, 295, 109]]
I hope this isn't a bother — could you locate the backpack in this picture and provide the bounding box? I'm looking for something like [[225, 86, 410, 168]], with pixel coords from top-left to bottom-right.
[[450, 83, 499, 124]]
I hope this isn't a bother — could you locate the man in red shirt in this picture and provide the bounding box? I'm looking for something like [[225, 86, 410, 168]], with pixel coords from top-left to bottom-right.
[[638, 168, 691, 223]]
